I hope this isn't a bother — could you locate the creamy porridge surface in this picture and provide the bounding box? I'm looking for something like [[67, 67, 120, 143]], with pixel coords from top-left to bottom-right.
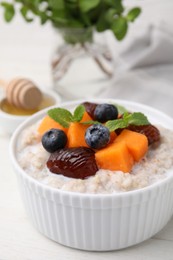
[[17, 122, 173, 194]]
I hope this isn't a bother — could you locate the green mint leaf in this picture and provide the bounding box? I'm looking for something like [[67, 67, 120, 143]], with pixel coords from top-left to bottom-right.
[[127, 7, 141, 22], [49, 0, 65, 10], [20, 6, 33, 22], [40, 12, 49, 25], [111, 17, 128, 41], [79, 0, 100, 13], [1, 0, 141, 43], [105, 119, 128, 132], [1, 2, 15, 22], [73, 105, 85, 122], [48, 108, 73, 128], [127, 112, 150, 126], [104, 0, 124, 13], [105, 112, 150, 132], [47, 105, 85, 127], [122, 111, 130, 120], [96, 12, 110, 32]]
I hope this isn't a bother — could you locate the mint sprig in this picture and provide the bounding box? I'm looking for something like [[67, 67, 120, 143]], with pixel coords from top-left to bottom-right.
[[48, 105, 85, 128], [73, 105, 85, 122], [105, 112, 150, 132], [125, 112, 150, 126], [48, 103, 150, 132], [1, 1, 141, 42]]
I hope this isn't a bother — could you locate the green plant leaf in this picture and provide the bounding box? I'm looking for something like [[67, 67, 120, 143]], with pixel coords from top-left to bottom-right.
[[73, 105, 85, 122], [111, 16, 128, 40], [105, 112, 150, 132], [20, 6, 33, 22], [48, 108, 73, 128], [105, 8, 117, 23], [96, 8, 116, 32], [65, 0, 78, 10], [105, 118, 128, 132], [47, 105, 86, 127], [96, 13, 109, 32], [1, 2, 15, 22], [39, 12, 49, 25], [79, 0, 100, 13], [125, 112, 150, 126], [104, 0, 124, 13], [80, 12, 91, 26], [127, 7, 141, 22], [49, 0, 65, 10], [51, 9, 68, 25], [0, 0, 141, 43]]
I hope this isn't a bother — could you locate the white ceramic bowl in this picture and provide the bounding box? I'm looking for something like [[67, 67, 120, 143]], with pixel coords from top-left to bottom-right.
[[9, 99, 173, 251], [0, 89, 61, 135]]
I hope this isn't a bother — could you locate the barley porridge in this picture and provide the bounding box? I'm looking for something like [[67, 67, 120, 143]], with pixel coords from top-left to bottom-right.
[[16, 121, 173, 194]]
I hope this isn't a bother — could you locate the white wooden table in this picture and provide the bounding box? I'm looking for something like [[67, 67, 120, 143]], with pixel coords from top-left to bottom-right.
[[1, 4, 173, 260]]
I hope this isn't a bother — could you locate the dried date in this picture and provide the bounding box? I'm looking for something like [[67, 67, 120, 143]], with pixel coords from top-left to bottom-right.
[[47, 147, 98, 179]]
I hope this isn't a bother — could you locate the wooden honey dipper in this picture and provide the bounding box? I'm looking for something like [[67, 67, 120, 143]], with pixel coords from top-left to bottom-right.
[[0, 78, 43, 110]]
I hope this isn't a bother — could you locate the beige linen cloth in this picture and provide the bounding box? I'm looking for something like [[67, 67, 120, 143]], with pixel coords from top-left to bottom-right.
[[98, 0, 173, 117]]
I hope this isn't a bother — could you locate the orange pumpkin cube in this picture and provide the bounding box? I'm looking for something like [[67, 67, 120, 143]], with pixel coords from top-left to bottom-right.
[[95, 142, 134, 173], [67, 122, 89, 148], [80, 111, 92, 122], [38, 115, 68, 135], [115, 129, 148, 161]]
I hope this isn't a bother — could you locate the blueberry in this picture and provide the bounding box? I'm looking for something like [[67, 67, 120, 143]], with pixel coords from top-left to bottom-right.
[[94, 103, 118, 123], [42, 128, 67, 153], [85, 124, 110, 149]]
